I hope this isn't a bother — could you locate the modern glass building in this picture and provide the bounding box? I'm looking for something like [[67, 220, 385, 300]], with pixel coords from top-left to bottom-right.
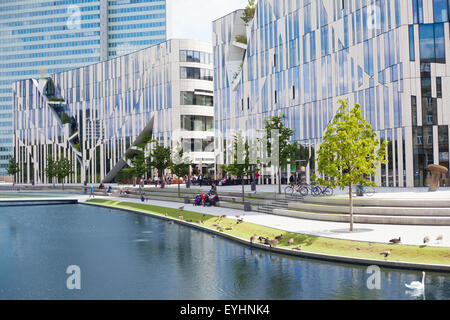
[[0, 0, 168, 178], [213, 0, 450, 187], [12, 39, 214, 184]]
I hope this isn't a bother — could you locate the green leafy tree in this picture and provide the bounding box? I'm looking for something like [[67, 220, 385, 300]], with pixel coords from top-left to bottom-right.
[[222, 132, 258, 202], [126, 136, 151, 191], [55, 157, 74, 190], [7, 157, 20, 184], [44, 155, 58, 187], [314, 99, 388, 232], [148, 140, 172, 189], [169, 143, 191, 197], [263, 115, 297, 194], [241, 0, 257, 25], [116, 168, 133, 184]]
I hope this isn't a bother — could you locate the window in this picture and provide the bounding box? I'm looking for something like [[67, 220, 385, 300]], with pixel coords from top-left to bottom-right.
[[274, 90, 277, 103], [413, 0, 424, 23], [433, 0, 449, 22], [419, 23, 446, 63], [411, 96, 418, 126], [180, 91, 213, 106], [179, 50, 211, 64], [437, 77, 442, 98], [180, 67, 213, 81], [409, 25, 415, 61]]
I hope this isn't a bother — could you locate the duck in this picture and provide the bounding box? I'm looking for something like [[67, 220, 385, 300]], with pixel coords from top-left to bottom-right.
[[405, 272, 425, 291], [380, 250, 391, 260], [389, 237, 401, 244]]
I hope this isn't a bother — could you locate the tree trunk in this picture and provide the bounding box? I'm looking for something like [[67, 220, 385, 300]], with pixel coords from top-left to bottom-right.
[[242, 177, 245, 203], [349, 183, 354, 232], [278, 166, 281, 194], [160, 172, 165, 188]]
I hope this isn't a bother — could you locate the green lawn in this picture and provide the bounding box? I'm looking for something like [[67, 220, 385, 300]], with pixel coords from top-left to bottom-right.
[[85, 199, 450, 266]]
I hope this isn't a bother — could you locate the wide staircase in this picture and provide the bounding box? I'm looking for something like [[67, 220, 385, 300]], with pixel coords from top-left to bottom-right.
[[257, 195, 303, 214], [271, 196, 450, 226]]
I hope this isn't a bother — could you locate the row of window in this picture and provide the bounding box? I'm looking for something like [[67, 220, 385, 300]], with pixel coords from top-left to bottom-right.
[[108, 4, 165, 14], [0, 155, 11, 160], [180, 92, 213, 107], [0, 56, 100, 70], [108, 30, 165, 39], [2, 14, 100, 28], [0, 0, 99, 12], [108, 22, 164, 31], [1, 39, 100, 53], [0, 146, 13, 152], [108, 0, 161, 5], [180, 67, 213, 81], [0, 31, 100, 46], [0, 5, 100, 20], [181, 116, 214, 132], [181, 138, 214, 152], [0, 48, 98, 61], [413, 0, 450, 24], [12, 23, 100, 36], [179, 50, 212, 65], [108, 39, 163, 47], [108, 13, 165, 23]]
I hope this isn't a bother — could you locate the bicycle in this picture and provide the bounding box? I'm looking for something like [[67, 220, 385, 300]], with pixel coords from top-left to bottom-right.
[[311, 185, 334, 197], [357, 185, 375, 197]]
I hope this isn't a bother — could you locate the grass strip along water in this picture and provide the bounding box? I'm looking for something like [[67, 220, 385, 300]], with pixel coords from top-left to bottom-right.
[[85, 199, 450, 267]]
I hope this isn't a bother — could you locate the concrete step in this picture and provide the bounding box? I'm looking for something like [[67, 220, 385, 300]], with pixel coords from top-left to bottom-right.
[[289, 202, 450, 216], [273, 209, 450, 226], [304, 196, 450, 208]]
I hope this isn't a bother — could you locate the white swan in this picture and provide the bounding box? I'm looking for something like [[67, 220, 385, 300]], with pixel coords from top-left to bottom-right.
[[405, 271, 425, 290]]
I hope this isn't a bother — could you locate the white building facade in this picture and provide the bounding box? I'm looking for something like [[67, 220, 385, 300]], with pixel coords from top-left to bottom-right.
[[12, 39, 214, 184], [213, 0, 450, 187]]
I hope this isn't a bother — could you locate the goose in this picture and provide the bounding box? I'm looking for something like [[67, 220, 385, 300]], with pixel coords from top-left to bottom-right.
[[380, 250, 391, 260], [293, 245, 302, 251], [436, 234, 443, 243], [275, 234, 284, 241], [258, 236, 265, 243], [179, 215, 184, 220], [423, 236, 430, 244], [389, 237, 401, 244], [178, 206, 184, 211], [271, 239, 279, 247], [250, 235, 256, 243], [288, 238, 294, 245], [405, 272, 425, 291], [225, 227, 233, 230]]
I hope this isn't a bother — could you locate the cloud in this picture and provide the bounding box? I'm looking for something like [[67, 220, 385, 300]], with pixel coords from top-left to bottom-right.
[[169, 0, 248, 42]]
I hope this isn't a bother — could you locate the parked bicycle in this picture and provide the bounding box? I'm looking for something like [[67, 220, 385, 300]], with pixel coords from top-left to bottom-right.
[[311, 185, 334, 196], [356, 185, 375, 197]]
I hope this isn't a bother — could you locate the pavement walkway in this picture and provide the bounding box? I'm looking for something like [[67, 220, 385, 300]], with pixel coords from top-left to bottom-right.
[[92, 195, 450, 248]]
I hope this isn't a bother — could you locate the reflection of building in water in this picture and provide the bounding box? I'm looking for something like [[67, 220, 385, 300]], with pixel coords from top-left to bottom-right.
[[213, 0, 450, 187]]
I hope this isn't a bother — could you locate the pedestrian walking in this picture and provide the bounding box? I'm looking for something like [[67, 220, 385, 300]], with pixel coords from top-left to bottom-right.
[[90, 186, 94, 198]]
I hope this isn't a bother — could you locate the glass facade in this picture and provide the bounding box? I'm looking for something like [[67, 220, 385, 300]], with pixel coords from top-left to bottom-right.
[[0, 0, 167, 176], [13, 39, 214, 184], [213, 0, 450, 187]]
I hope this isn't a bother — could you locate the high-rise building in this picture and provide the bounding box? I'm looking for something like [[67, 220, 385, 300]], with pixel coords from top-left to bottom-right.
[[13, 39, 214, 184], [213, 0, 450, 188], [0, 0, 168, 178]]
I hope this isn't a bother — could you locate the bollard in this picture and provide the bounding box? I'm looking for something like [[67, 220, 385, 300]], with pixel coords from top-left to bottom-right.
[[244, 201, 251, 212], [184, 196, 190, 204]]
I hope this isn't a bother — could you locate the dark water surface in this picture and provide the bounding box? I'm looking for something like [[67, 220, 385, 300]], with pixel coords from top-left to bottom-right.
[[0, 204, 449, 300]]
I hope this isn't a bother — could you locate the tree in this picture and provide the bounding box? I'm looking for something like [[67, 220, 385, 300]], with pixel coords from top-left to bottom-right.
[[126, 141, 148, 191], [222, 132, 258, 202], [263, 115, 297, 194], [44, 155, 58, 187], [314, 99, 388, 232], [148, 140, 172, 189], [55, 157, 74, 190], [169, 143, 191, 197], [7, 157, 20, 184], [241, 0, 257, 25]]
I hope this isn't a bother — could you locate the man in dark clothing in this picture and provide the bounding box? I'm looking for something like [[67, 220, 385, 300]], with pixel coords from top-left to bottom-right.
[[289, 174, 295, 186]]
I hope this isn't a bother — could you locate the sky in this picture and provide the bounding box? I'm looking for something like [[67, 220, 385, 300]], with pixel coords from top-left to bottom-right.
[[170, 0, 249, 43]]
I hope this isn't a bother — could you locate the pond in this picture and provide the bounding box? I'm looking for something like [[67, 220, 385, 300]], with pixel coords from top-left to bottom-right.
[[0, 204, 449, 299]]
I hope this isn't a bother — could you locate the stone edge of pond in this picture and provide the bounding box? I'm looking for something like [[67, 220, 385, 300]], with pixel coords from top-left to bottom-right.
[[81, 201, 450, 273]]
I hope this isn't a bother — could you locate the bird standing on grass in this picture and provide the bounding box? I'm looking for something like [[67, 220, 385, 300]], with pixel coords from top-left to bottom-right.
[[380, 250, 391, 260], [288, 238, 294, 245], [436, 234, 443, 243], [250, 235, 256, 244]]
